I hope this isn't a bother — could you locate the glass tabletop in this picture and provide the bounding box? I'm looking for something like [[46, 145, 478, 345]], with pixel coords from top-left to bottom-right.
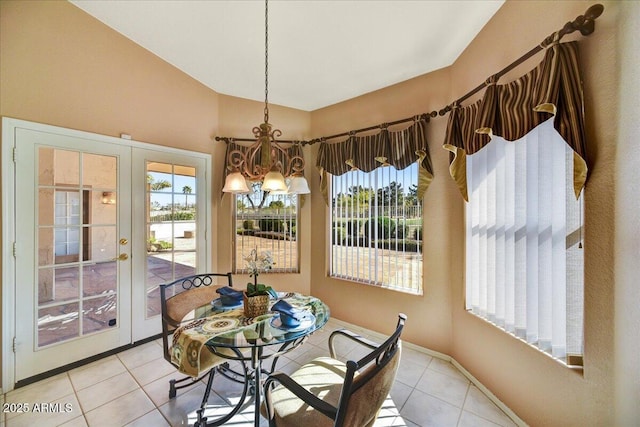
[[189, 292, 330, 350]]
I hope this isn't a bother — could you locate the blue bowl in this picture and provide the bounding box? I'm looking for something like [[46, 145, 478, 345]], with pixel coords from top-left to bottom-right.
[[279, 312, 301, 327]]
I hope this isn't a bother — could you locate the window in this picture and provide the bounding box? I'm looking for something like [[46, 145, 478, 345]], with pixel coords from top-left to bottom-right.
[[329, 163, 423, 294], [465, 119, 584, 365], [234, 182, 299, 273], [52, 189, 92, 264], [54, 190, 81, 257]]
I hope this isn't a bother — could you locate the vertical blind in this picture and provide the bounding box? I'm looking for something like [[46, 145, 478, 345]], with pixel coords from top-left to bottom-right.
[[234, 187, 299, 274], [466, 118, 584, 360], [330, 164, 423, 294]]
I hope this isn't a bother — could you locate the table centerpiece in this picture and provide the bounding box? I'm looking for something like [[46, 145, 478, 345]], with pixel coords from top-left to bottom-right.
[[243, 248, 277, 317]]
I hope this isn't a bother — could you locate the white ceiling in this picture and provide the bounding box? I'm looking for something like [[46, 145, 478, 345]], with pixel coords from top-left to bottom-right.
[[70, 0, 504, 111]]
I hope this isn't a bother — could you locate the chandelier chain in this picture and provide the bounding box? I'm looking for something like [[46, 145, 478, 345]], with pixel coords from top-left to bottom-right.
[[221, 0, 309, 194], [264, 0, 269, 124]]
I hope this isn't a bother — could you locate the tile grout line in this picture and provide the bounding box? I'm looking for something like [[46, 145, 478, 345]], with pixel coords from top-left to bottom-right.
[[116, 351, 174, 427], [4, 373, 79, 426], [454, 383, 472, 427], [3, 320, 516, 427], [71, 358, 133, 418], [450, 358, 525, 427], [398, 388, 421, 426], [67, 371, 91, 427], [64, 351, 162, 426]]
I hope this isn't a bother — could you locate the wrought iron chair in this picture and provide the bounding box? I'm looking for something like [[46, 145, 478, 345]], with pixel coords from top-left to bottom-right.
[[262, 313, 407, 427], [159, 273, 249, 426]]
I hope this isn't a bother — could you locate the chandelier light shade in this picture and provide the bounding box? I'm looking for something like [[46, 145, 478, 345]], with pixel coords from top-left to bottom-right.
[[287, 173, 311, 194], [261, 167, 288, 192], [221, 171, 250, 194], [221, 0, 310, 195]]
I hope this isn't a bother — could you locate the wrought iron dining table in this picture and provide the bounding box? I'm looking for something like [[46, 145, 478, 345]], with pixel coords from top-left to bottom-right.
[[175, 292, 330, 427]]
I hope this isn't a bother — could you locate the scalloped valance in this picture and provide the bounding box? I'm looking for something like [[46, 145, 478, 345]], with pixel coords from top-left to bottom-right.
[[316, 118, 433, 204], [443, 41, 587, 201]]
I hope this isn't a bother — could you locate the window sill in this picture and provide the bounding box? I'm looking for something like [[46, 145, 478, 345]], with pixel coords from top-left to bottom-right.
[[330, 274, 423, 297], [466, 310, 584, 374]]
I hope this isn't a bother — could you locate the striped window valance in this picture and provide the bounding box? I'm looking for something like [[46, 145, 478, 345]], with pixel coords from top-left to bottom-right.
[[443, 41, 587, 201], [316, 118, 434, 204]]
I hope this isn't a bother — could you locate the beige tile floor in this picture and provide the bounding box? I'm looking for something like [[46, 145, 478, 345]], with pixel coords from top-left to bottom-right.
[[2, 318, 520, 427]]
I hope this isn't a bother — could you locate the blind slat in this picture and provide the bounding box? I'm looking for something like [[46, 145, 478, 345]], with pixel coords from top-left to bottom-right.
[[465, 118, 583, 363], [329, 164, 423, 294]]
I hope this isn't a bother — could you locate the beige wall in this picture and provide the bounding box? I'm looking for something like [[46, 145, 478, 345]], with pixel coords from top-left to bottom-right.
[[0, 0, 214, 387], [0, 1, 316, 291], [0, 0, 220, 152], [309, 1, 635, 425], [2, 0, 638, 425], [450, 2, 621, 426], [0, 0, 316, 369], [309, 67, 455, 353], [613, 1, 640, 425]]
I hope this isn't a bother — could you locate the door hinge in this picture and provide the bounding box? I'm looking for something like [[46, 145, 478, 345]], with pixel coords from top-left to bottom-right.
[[12, 241, 16, 257], [12, 146, 16, 163], [12, 337, 17, 353]]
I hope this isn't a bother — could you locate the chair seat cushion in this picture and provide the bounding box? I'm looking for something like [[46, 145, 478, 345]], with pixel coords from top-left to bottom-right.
[[261, 356, 349, 427]]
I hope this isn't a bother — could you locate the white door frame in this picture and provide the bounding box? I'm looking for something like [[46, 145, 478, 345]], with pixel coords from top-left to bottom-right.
[[1, 117, 211, 392]]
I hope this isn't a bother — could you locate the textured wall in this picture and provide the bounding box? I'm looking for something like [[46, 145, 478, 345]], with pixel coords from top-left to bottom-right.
[[0, 1, 220, 151], [2, 1, 637, 424], [310, 1, 630, 425], [309, 66, 455, 352], [613, 1, 640, 424], [0, 0, 221, 386], [449, 2, 620, 425], [0, 1, 316, 365]]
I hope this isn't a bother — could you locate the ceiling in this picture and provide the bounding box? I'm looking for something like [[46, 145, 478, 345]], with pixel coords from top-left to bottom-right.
[[70, 0, 504, 112]]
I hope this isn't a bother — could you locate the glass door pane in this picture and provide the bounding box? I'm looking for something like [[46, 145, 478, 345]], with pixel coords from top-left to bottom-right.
[[12, 122, 133, 383], [37, 148, 120, 347], [145, 162, 197, 318]]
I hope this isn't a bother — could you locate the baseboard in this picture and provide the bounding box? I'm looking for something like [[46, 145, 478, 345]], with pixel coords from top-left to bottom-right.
[[12, 334, 162, 390], [329, 317, 528, 427], [450, 358, 527, 426]]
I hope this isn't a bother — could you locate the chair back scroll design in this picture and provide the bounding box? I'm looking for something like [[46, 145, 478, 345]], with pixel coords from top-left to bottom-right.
[[334, 314, 406, 427], [159, 273, 233, 363]]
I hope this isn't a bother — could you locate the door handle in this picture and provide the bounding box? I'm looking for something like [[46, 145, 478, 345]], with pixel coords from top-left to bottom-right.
[[114, 253, 129, 261]]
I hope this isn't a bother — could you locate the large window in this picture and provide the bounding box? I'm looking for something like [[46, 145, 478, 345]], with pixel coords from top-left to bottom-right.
[[465, 120, 584, 365], [234, 183, 299, 273], [329, 163, 423, 294]]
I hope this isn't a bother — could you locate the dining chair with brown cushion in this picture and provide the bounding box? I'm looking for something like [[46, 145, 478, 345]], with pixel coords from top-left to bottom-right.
[[160, 272, 249, 426], [262, 313, 407, 427]]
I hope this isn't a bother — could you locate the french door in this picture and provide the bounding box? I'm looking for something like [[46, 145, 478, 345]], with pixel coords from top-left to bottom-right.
[[3, 119, 210, 387], [12, 127, 132, 383], [131, 148, 209, 340]]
